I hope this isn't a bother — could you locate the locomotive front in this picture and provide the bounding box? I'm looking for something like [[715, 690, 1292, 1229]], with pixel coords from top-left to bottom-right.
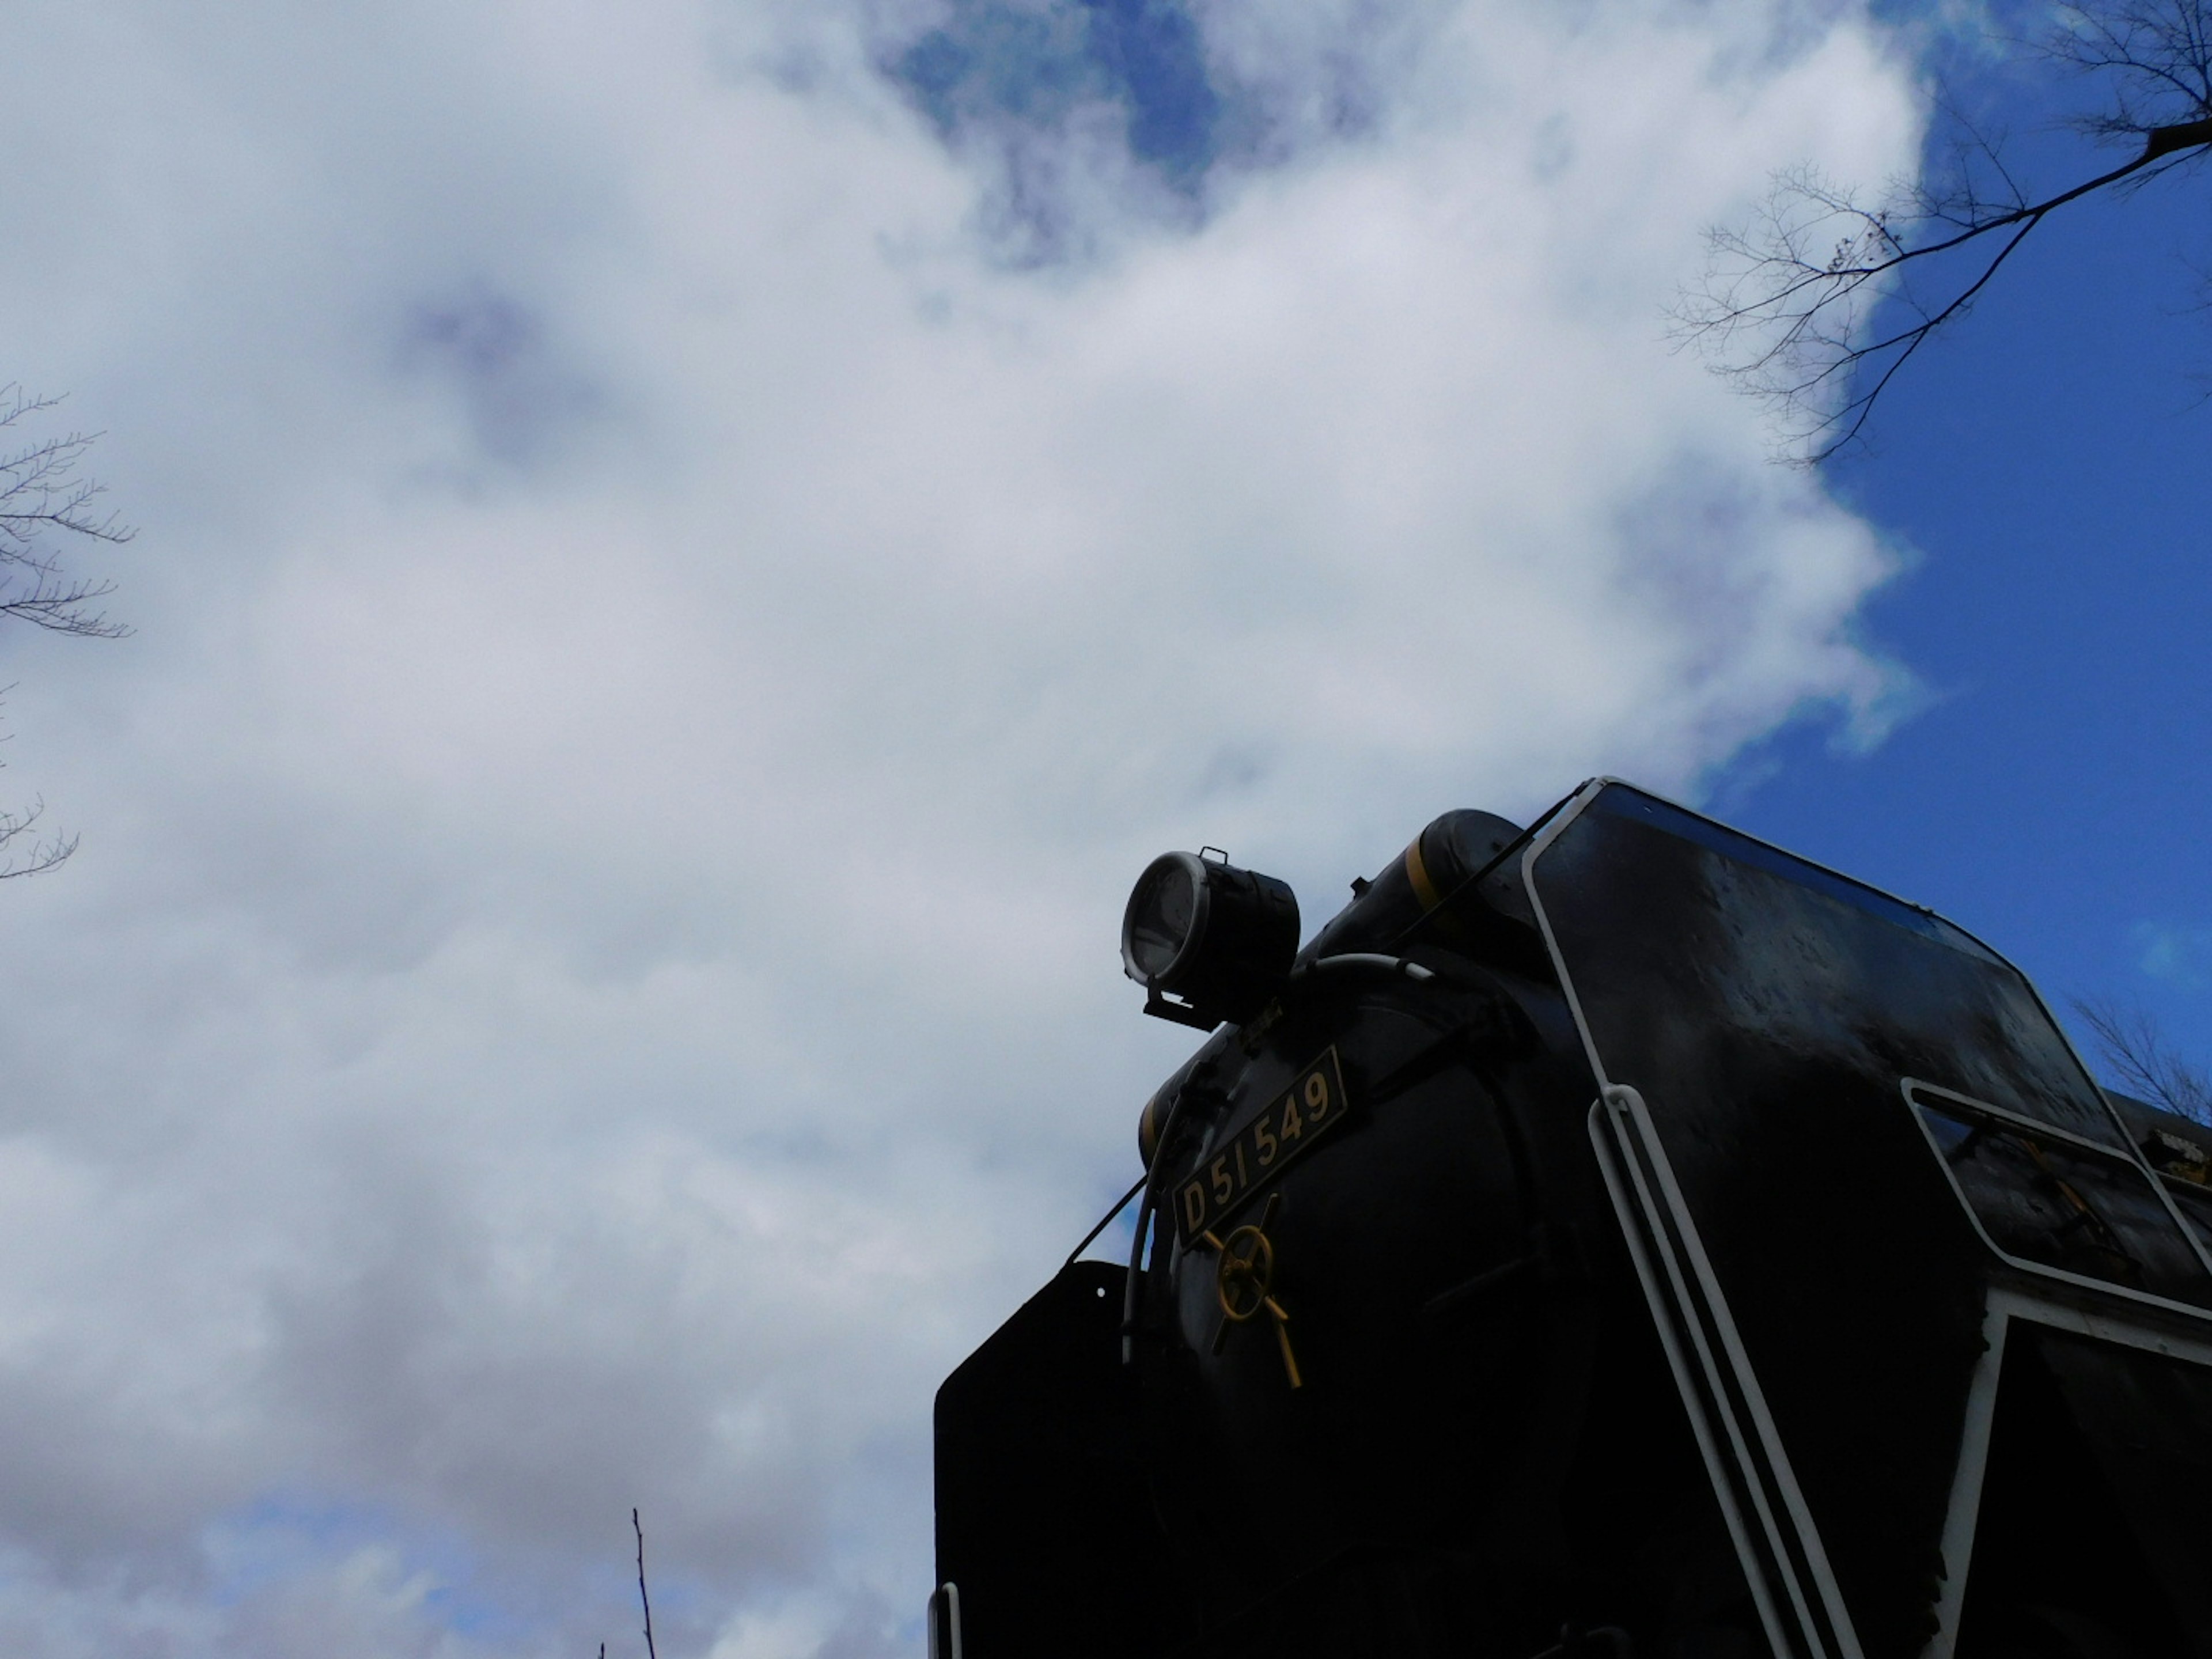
[[931, 781, 2212, 1659]]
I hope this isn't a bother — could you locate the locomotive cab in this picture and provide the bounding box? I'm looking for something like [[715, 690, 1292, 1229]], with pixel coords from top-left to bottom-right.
[[933, 781, 2212, 1659]]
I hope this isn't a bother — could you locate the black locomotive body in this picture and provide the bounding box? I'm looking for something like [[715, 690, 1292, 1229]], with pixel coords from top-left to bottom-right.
[[931, 781, 2212, 1659]]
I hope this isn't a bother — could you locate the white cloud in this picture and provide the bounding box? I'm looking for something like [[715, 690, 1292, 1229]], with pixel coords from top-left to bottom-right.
[[2137, 920, 2212, 991], [0, 0, 1922, 1650]]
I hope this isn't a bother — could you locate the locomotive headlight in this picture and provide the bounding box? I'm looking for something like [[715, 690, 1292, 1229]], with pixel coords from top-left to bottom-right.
[[1121, 850, 1299, 1029], [1123, 853, 1205, 985]]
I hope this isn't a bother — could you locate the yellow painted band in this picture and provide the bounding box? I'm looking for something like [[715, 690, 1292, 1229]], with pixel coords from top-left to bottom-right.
[[1404, 834, 1442, 910]]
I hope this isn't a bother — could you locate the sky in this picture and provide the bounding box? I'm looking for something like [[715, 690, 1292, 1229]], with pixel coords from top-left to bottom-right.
[[1714, 7, 2212, 1067], [0, 0, 2202, 1654]]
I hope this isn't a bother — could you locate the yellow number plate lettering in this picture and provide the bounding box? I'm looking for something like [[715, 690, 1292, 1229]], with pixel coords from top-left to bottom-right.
[[1172, 1048, 1350, 1248]]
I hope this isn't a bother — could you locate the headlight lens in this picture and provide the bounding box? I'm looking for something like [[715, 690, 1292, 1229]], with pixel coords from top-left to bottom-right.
[[1123, 853, 1205, 986]]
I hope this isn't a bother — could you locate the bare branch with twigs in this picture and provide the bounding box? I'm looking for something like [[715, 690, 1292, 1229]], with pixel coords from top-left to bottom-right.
[[0, 387, 138, 878], [1678, 0, 2212, 462], [0, 386, 136, 638], [2074, 994, 2212, 1123], [0, 796, 78, 881]]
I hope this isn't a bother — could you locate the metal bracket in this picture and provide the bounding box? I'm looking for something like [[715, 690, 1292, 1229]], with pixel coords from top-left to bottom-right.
[[1143, 988, 1218, 1031]]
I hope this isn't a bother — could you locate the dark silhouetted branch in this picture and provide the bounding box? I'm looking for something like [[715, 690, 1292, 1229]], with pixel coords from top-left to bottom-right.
[[634, 1508, 660, 1659], [2075, 994, 2212, 1123], [1680, 0, 2212, 461]]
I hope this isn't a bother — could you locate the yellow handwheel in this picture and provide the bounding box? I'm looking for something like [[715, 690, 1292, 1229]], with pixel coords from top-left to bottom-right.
[[1200, 1193, 1302, 1389], [1214, 1223, 1275, 1324]]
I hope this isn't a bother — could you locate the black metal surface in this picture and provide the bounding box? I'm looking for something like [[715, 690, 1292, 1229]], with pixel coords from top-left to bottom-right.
[[2028, 1326, 2212, 1650], [1529, 783, 2211, 1656], [1955, 1323, 2212, 1658], [934, 1260, 1192, 1659]]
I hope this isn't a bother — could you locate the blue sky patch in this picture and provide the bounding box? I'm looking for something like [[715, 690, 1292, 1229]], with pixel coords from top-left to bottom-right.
[[207, 1496, 536, 1641], [887, 0, 1221, 192]]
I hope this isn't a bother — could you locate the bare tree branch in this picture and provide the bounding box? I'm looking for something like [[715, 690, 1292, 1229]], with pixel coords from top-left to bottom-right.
[[0, 796, 77, 880], [1679, 0, 2212, 462], [0, 386, 136, 638], [2073, 994, 2212, 1124], [0, 387, 138, 878], [2046, 0, 2212, 137], [0, 687, 77, 880]]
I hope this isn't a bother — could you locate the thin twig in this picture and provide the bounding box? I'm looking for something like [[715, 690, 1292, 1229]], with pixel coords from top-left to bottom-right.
[[634, 1508, 659, 1659], [0, 796, 77, 880]]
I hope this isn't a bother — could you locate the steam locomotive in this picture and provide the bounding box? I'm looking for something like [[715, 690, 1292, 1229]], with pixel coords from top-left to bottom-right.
[[930, 781, 2212, 1659]]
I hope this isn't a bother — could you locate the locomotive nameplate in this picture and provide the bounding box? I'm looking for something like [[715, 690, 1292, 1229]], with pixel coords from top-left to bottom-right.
[[1173, 1048, 1348, 1248]]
